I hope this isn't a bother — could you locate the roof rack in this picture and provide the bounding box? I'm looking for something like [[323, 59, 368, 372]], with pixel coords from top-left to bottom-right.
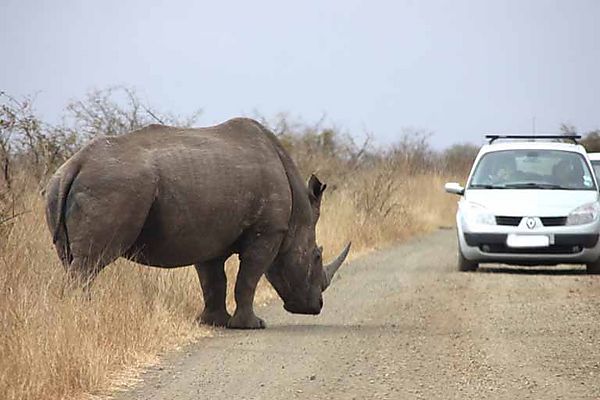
[[485, 135, 581, 144]]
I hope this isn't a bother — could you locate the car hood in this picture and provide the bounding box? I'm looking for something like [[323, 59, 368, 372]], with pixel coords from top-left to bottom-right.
[[465, 189, 599, 216]]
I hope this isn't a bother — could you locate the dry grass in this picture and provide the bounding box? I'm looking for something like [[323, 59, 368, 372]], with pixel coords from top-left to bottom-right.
[[318, 173, 456, 256], [0, 172, 457, 400]]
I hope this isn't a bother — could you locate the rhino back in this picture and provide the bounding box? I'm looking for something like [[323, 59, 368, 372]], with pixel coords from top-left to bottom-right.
[[70, 119, 292, 267]]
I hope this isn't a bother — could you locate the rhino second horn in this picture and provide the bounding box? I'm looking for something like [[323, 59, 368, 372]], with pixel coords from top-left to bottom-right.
[[322, 242, 351, 291]]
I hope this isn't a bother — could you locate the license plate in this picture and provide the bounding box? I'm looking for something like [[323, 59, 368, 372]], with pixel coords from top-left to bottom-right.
[[506, 234, 550, 248]]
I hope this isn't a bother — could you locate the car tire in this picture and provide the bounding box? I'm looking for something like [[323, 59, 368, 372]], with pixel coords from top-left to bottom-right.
[[458, 246, 478, 272], [586, 259, 600, 274]]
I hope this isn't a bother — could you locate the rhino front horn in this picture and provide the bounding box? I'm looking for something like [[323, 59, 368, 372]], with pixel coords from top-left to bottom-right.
[[322, 242, 352, 291]]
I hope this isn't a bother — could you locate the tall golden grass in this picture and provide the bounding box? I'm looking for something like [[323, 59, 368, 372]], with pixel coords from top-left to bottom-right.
[[0, 169, 457, 400]]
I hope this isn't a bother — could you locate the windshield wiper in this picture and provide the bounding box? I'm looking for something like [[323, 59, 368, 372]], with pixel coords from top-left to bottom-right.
[[469, 184, 507, 189], [504, 182, 571, 190]]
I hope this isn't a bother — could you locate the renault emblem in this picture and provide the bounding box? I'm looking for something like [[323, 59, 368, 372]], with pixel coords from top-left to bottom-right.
[[525, 217, 536, 229]]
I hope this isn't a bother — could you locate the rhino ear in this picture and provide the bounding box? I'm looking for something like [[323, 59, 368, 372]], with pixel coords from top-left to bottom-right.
[[308, 174, 327, 205]]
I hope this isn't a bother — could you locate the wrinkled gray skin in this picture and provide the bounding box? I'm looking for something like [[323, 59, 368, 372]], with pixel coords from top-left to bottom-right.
[[45, 118, 350, 329]]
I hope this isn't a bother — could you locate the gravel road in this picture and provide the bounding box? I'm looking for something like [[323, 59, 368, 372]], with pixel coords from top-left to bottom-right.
[[113, 229, 600, 400]]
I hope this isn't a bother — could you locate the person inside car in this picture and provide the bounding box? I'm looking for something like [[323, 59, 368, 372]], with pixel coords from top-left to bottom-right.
[[552, 158, 585, 188]]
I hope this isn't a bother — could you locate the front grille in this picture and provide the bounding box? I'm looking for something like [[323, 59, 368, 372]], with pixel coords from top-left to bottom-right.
[[540, 217, 568, 227], [479, 244, 582, 255], [495, 216, 521, 226], [494, 216, 568, 227]]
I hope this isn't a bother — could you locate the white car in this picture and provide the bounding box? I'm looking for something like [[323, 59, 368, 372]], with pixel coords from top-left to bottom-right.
[[588, 152, 600, 179], [445, 135, 600, 273]]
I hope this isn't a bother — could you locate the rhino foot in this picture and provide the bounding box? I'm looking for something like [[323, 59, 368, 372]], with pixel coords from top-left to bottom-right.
[[198, 309, 232, 327], [227, 312, 266, 329]]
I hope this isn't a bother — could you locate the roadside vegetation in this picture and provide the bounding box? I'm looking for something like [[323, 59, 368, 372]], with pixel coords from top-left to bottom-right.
[[1, 87, 475, 400]]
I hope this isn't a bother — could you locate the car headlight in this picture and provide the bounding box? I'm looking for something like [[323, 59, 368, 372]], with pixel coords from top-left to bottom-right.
[[566, 202, 600, 225], [460, 201, 496, 226]]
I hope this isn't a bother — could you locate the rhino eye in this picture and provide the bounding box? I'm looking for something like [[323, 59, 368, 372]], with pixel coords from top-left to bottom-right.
[[314, 249, 322, 262]]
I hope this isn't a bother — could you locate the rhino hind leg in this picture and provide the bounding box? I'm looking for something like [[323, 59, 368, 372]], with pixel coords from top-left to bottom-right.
[[60, 175, 156, 294], [227, 232, 284, 329], [195, 257, 231, 327]]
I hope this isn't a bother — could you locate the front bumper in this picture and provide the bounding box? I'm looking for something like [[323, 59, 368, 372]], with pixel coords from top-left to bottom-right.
[[458, 217, 600, 266]]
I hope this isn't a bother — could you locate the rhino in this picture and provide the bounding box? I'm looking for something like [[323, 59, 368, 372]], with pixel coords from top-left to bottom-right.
[[45, 117, 350, 329]]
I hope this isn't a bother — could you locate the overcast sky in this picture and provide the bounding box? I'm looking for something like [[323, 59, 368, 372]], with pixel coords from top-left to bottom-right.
[[1, 0, 599, 148]]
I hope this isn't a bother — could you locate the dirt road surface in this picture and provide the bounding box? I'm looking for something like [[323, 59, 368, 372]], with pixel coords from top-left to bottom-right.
[[113, 230, 600, 399]]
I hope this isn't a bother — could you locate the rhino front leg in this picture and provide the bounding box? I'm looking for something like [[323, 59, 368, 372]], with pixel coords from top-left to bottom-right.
[[195, 257, 231, 327], [228, 233, 283, 329]]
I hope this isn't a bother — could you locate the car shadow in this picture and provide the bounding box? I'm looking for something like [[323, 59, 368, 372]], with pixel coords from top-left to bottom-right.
[[477, 265, 587, 275]]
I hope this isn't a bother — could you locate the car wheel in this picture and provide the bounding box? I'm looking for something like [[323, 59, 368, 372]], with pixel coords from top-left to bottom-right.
[[458, 246, 478, 272], [586, 259, 600, 274]]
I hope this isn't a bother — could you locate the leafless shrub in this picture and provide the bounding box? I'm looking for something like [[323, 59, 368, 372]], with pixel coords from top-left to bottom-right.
[[0, 87, 202, 193], [581, 130, 600, 152], [557, 123, 600, 153], [64, 86, 202, 139], [352, 161, 405, 224], [387, 129, 435, 175], [0, 91, 32, 189], [257, 113, 372, 190], [0, 189, 28, 239], [0, 190, 14, 228], [441, 143, 479, 177], [253, 111, 316, 137], [0, 92, 76, 189]]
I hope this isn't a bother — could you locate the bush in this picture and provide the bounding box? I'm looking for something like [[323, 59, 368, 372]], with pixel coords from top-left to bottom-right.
[[441, 143, 479, 178], [0, 87, 201, 193], [581, 131, 600, 153]]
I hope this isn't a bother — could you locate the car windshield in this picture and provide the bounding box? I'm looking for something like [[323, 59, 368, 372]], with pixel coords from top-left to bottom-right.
[[469, 149, 596, 190]]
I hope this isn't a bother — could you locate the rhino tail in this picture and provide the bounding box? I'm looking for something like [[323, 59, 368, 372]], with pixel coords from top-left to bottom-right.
[[46, 162, 80, 266]]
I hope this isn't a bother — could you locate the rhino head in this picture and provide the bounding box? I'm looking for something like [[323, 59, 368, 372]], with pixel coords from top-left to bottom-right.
[[266, 175, 351, 315]]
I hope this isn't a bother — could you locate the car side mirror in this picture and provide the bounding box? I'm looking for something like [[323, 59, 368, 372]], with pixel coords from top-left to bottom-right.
[[445, 182, 465, 195]]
